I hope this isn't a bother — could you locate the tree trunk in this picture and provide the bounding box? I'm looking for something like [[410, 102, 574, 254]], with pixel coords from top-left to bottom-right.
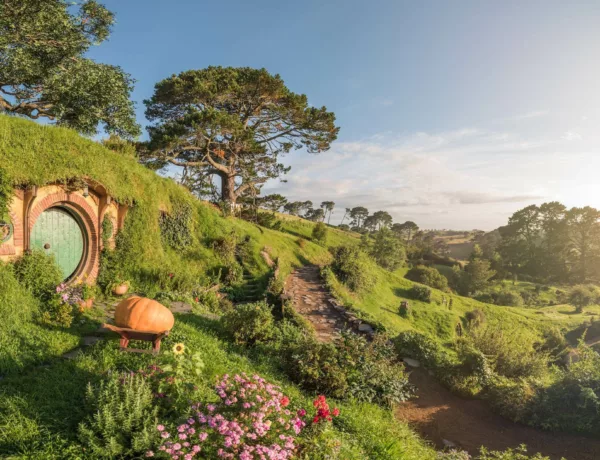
[[220, 173, 236, 205]]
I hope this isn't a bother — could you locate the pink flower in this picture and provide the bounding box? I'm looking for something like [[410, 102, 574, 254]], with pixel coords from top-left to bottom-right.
[[178, 433, 187, 440], [145, 451, 154, 457], [157, 424, 165, 432], [161, 431, 170, 439], [297, 409, 306, 417]]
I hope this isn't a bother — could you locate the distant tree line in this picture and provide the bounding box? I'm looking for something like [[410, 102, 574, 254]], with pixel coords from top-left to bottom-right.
[[469, 202, 600, 285]]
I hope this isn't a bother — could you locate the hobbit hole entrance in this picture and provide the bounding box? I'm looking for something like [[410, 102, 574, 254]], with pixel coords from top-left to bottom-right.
[[30, 207, 86, 280]]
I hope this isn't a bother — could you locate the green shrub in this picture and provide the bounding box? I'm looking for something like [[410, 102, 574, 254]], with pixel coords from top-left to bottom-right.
[[469, 325, 549, 379], [477, 445, 550, 460], [496, 290, 524, 307], [158, 200, 194, 250], [367, 228, 406, 271], [528, 343, 600, 434], [312, 221, 328, 245], [330, 245, 377, 293], [221, 301, 275, 345], [405, 265, 449, 291], [465, 308, 486, 329], [279, 331, 413, 405], [101, 214, 114, 247], [394, 331, 450, 369], [13, 249, 63, 300], [568, 284, 598, 313], [409, 284, 431, 303], [194, 290, 233, 313], [486, 375, 535, 423], [78, 374, 158, 458]]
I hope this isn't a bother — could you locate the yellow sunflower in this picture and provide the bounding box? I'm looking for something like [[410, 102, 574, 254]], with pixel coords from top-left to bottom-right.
[[172, 343, 185, 355]]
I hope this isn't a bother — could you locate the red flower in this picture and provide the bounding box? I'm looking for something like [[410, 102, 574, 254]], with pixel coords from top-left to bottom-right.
[[312, 416, 320, 424], [168, 273, 174, 278], [332, 407, 340, 417], [195, 297, 199, 303], [280, 396, 290, 407], [297, 408, 307, 417]]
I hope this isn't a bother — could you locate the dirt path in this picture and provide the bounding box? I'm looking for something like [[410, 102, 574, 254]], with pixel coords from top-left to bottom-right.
[[285, 265, 347, 341], [397, 368, 600, 460], [285, 265, 600, 459]]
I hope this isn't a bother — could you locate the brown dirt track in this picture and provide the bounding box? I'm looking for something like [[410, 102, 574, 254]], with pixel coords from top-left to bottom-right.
[[397, 368, 600, 460]]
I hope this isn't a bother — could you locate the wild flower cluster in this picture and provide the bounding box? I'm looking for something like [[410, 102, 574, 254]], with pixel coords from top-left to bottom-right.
[[55, 282, 82, 305], [154, 373, 306, 459], [311, 395, 339, 424]]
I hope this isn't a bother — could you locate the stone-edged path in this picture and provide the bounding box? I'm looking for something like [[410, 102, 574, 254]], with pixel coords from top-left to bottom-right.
[[284, 265, 348, 341], [283, 265, 600, 460]]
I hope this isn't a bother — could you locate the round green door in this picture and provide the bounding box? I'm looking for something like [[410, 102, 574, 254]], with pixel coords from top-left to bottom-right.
[[31, 207, 85, 279]]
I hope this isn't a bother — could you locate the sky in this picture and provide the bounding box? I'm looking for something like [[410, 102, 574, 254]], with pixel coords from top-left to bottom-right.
[[87, 0, 600, 230]]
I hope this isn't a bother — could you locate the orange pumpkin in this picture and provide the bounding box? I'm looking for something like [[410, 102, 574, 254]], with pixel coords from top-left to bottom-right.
[[114, 296, 174, 332]]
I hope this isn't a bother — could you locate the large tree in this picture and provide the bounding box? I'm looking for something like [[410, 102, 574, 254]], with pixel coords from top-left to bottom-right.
[[392, 221, 419, 242], [566, 207, 600, 281], [349, 206, 369, 229], [0, 0, 139, 137], [143, 67, 339, 206], [320, 201, 335, 224], [259, 194, 287, 212]]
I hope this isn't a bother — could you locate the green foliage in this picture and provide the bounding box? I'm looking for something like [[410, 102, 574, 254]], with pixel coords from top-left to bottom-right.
[[101, 214, 114, 248], [78, 373, 158, 458], [469, 325, 549, 379], [395, 331, 452, 370], [477, 445, 550, 460], [330, 245, 377, 293], [465, 309, 486, 329], [143, 66, 339, 204], [528, 342, 600, 434], [406, 265, 449, 291], [568, 284, 598, 313], [13, 249, 62, 300], [159, 200, 194, 250], [221, 301, 275, 345], [280, 331, 413, 406], [409, 285, 432, 303], [452, 259, 496, 295], [365, 228, 406, 271], [0, 168, 12, 219], [312, 221, 328, 245], [496, 290, 524, 306], [0, 0, 139, 137]]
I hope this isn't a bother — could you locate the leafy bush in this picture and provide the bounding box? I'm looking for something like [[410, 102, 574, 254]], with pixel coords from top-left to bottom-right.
[[469, 325, 549, 379], [221, 301, 275, 345], [78, 373, 158, 458], [159, 200, 194, 250], [409, 285, 431, 303], [405, 265, 449, 291], [465, 309, 486, 329], [101, 214, 114, 247], [312, 221, 328, 245], [330, 245, 377, 293], [394, 331, 451, 369], [13, 249, 62, 300], [528, 342, 600, 434], [366, 228, 406, 271], [486, 375, 535, 423], [281, 331, 413, 405], [496, 290, 524, 306], [568, 284, 598, 313]]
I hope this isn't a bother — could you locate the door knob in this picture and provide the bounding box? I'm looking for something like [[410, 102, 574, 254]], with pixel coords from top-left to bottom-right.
[[44, 243, 51, 249]]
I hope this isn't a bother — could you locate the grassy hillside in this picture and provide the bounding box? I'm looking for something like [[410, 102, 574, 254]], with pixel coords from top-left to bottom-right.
[[0, 116, 596, 457]]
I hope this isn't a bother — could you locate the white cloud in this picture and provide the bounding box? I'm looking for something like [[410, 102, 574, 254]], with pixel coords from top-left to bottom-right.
[[263, 123, 600, 230], [562, 131, 582, 141]]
